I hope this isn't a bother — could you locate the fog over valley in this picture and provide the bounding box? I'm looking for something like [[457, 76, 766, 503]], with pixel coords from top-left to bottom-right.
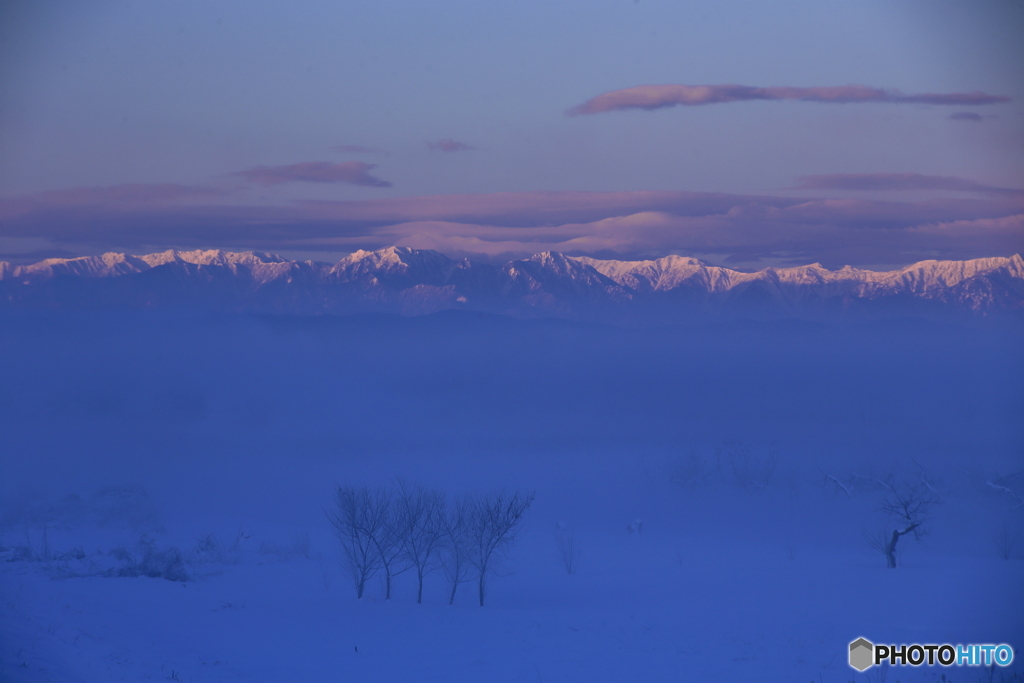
[[2, 309, 1022, 680]]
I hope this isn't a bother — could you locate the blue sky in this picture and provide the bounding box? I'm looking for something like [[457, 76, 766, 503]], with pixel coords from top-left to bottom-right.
[[1, 0, 1022, 268]]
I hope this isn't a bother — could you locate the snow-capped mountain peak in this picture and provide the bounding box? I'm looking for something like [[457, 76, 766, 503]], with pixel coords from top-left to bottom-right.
[[138, 249, 287, 268]]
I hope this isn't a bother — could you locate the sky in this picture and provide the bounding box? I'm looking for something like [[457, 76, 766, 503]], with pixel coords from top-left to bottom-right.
[[1, 0, 1022, 269]]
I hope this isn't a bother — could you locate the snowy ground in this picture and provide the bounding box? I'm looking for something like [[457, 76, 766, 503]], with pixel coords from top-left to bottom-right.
[[2, 476, 1022, 682], [1, 311, 1022, 682]]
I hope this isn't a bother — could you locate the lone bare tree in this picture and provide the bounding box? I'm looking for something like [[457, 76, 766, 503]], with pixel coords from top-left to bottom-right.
[[394, 480, 445, 604], [327, 485, 387, 598], [467, 490, 534, 607], [871, 473, 939, 568]]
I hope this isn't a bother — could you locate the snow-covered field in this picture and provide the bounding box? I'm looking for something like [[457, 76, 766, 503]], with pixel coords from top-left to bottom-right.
[[2, 311, 1022, 682]]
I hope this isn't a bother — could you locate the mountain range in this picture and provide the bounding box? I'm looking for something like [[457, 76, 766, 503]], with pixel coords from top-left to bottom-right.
[[2, 247, 1022, 322]]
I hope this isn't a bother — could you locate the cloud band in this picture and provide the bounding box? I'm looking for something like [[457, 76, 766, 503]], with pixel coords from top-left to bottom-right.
[[231, 161, 391, 187], [566, 84, 1010, 115], [2, 182, 1021, 269]]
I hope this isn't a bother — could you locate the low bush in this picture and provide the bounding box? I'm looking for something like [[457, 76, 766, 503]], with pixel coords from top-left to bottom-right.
[[109, 536, 192, 582]]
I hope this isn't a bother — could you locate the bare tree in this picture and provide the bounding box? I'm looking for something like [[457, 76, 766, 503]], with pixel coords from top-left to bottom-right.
[[366, 487, 409, 601], [985, 472, 1024, 511], [874, 475, 939, 568], [394, 480, 446, 604], [439, 493, 474, 605], [672, 441, 778, 490], [817, 471, 854, 499], [554, 523, 580, 575], [669, 450, 719, 488], [327, 485, 387, 599], [721, 441, 778, 490], [467, 490, 534, 607], [863, 525, 894, 567], [995, 522, 1018, 561]]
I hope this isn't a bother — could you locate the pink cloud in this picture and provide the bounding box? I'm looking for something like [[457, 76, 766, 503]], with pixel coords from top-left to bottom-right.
[[232, 161, 391, 187], [377, 205, 1024, 269], [428, 139, 475, 152], [911, 213, 1024, 237], [793, 173, 1017, 194], [295, 190, 760, 229], [566, 84, 1011, 115]]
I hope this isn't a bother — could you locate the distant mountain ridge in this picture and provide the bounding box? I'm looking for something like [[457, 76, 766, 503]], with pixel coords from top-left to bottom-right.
[[2, 247, 1022, 322]]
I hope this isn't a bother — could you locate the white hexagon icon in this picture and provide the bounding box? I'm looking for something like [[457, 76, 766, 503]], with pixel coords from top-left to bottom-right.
[[849, 637, 874, 672]]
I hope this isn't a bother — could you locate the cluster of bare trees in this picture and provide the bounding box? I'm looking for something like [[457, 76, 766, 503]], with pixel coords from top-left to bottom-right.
[[670, 440, 779, 491], [327, 481, 533, 606]]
